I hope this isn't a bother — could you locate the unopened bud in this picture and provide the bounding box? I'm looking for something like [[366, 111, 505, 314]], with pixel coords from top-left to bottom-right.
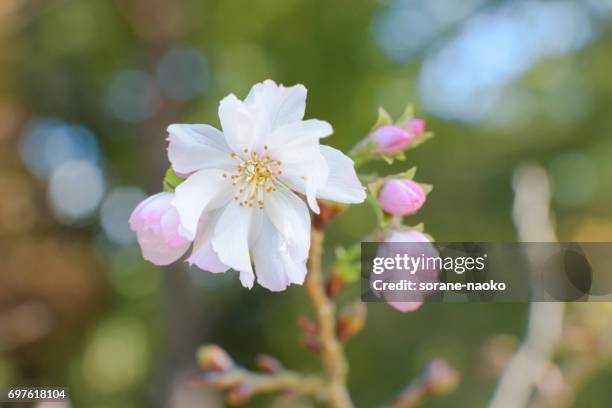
[[196, 344, 234, 372], [337, 303, 367, 343], [256, 354, 284, 374], [326, 269, 347, 299], [302, 334, 321, 353], [405, 119, 426, 139], [378, 179, 426, 216], [373, 125, 411, 155], [298, 317, 318, 335]]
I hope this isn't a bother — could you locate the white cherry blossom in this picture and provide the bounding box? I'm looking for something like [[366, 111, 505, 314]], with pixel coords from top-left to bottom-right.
[[168, 80, 365, 291]]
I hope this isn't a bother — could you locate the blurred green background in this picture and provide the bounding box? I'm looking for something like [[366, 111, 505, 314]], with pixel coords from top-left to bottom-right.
[[1, 0, 611, 407]]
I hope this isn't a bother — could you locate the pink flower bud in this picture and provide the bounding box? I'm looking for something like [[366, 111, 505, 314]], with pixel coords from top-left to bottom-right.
[[373, 125, 411, 155], [381, 229, 439, 313], [378, 179, 426, 216], [128, 192, 191, 265], [255, 354, 284, 373], [405, 119, 426, 139], [387, 229, 430, 243]]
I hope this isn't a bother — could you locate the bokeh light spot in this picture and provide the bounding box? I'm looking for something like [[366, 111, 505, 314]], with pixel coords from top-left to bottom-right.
[[156, 47, 209, 101], [82, 317, 148, 393], [20, 118, 100, 179], [48, 160, 105, 223], [550, 152, 598, 207], [100, 187, 146, 245], [107, 70, 160, 123]]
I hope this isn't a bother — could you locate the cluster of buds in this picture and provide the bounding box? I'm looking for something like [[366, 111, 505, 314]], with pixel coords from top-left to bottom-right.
[[341, 105, 436, 314], [350, 105, 433, 221], [351, 105, 432, 164], [373, 119, 426, 155]]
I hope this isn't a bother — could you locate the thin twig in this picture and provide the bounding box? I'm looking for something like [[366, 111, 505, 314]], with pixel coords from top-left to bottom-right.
[[194, 368, 325, 397], [193, 345, 326, 404], [305, 223, 355, 408]]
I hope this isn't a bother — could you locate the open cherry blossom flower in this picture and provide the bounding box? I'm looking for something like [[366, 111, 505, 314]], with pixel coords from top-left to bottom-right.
[[168, 80, 366, 291]]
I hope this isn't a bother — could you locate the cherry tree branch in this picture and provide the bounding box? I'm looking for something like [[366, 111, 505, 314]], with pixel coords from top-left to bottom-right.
[[305, 211, 355, 408], [194, 368, 325, 404], [193, 346, 326, 404]]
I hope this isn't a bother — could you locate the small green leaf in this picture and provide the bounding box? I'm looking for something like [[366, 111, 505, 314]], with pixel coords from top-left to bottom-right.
[[371, 107, 393, 131], [336, 262, 360, 283], [396, 104, 415, 125], [365, 192, 385, 226], [384, 166, 417, 181], [407, 131, 434, 150], [410, 222, 425, 232], [381, 212, 396, 227], [381, 155, 394, 165], [368, 180, 384, 198], [419, 183, 433, 195], [162, 167, 185, 192], [378, 151, 407, 164], [334, 243, 362, 284]]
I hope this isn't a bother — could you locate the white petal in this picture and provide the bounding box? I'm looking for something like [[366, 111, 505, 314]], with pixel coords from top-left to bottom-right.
[[244, 80, 306, 131], [266, 119, 332, 153], [263, 186, 311, 261], [279, 148, 329, 214], [187, 210, 229, 273], [172, 169, 233, 238], [316, 145, 366, 204], [167, 124, 234, 173], [239, 270, 255, 289], [211, 201, 258, 288], [252, 217, 308, 291], [218, 94, 256, 154]]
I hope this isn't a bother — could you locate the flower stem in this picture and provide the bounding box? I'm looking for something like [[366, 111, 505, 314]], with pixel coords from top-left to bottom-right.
[[306, 225, 355, 408]]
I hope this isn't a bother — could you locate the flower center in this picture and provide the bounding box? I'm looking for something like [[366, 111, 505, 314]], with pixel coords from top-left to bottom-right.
[[223, 146, 282, 209]]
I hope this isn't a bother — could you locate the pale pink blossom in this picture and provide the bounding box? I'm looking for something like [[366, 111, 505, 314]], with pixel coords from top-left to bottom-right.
[[167, 80, 366, 291], [129, 192, 191, 265]]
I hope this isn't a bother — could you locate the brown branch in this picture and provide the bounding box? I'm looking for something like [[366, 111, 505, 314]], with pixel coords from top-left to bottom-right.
[[194, 368, 325, 404], [305, 217, 355, 408], [193, 345, 325, 404]]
